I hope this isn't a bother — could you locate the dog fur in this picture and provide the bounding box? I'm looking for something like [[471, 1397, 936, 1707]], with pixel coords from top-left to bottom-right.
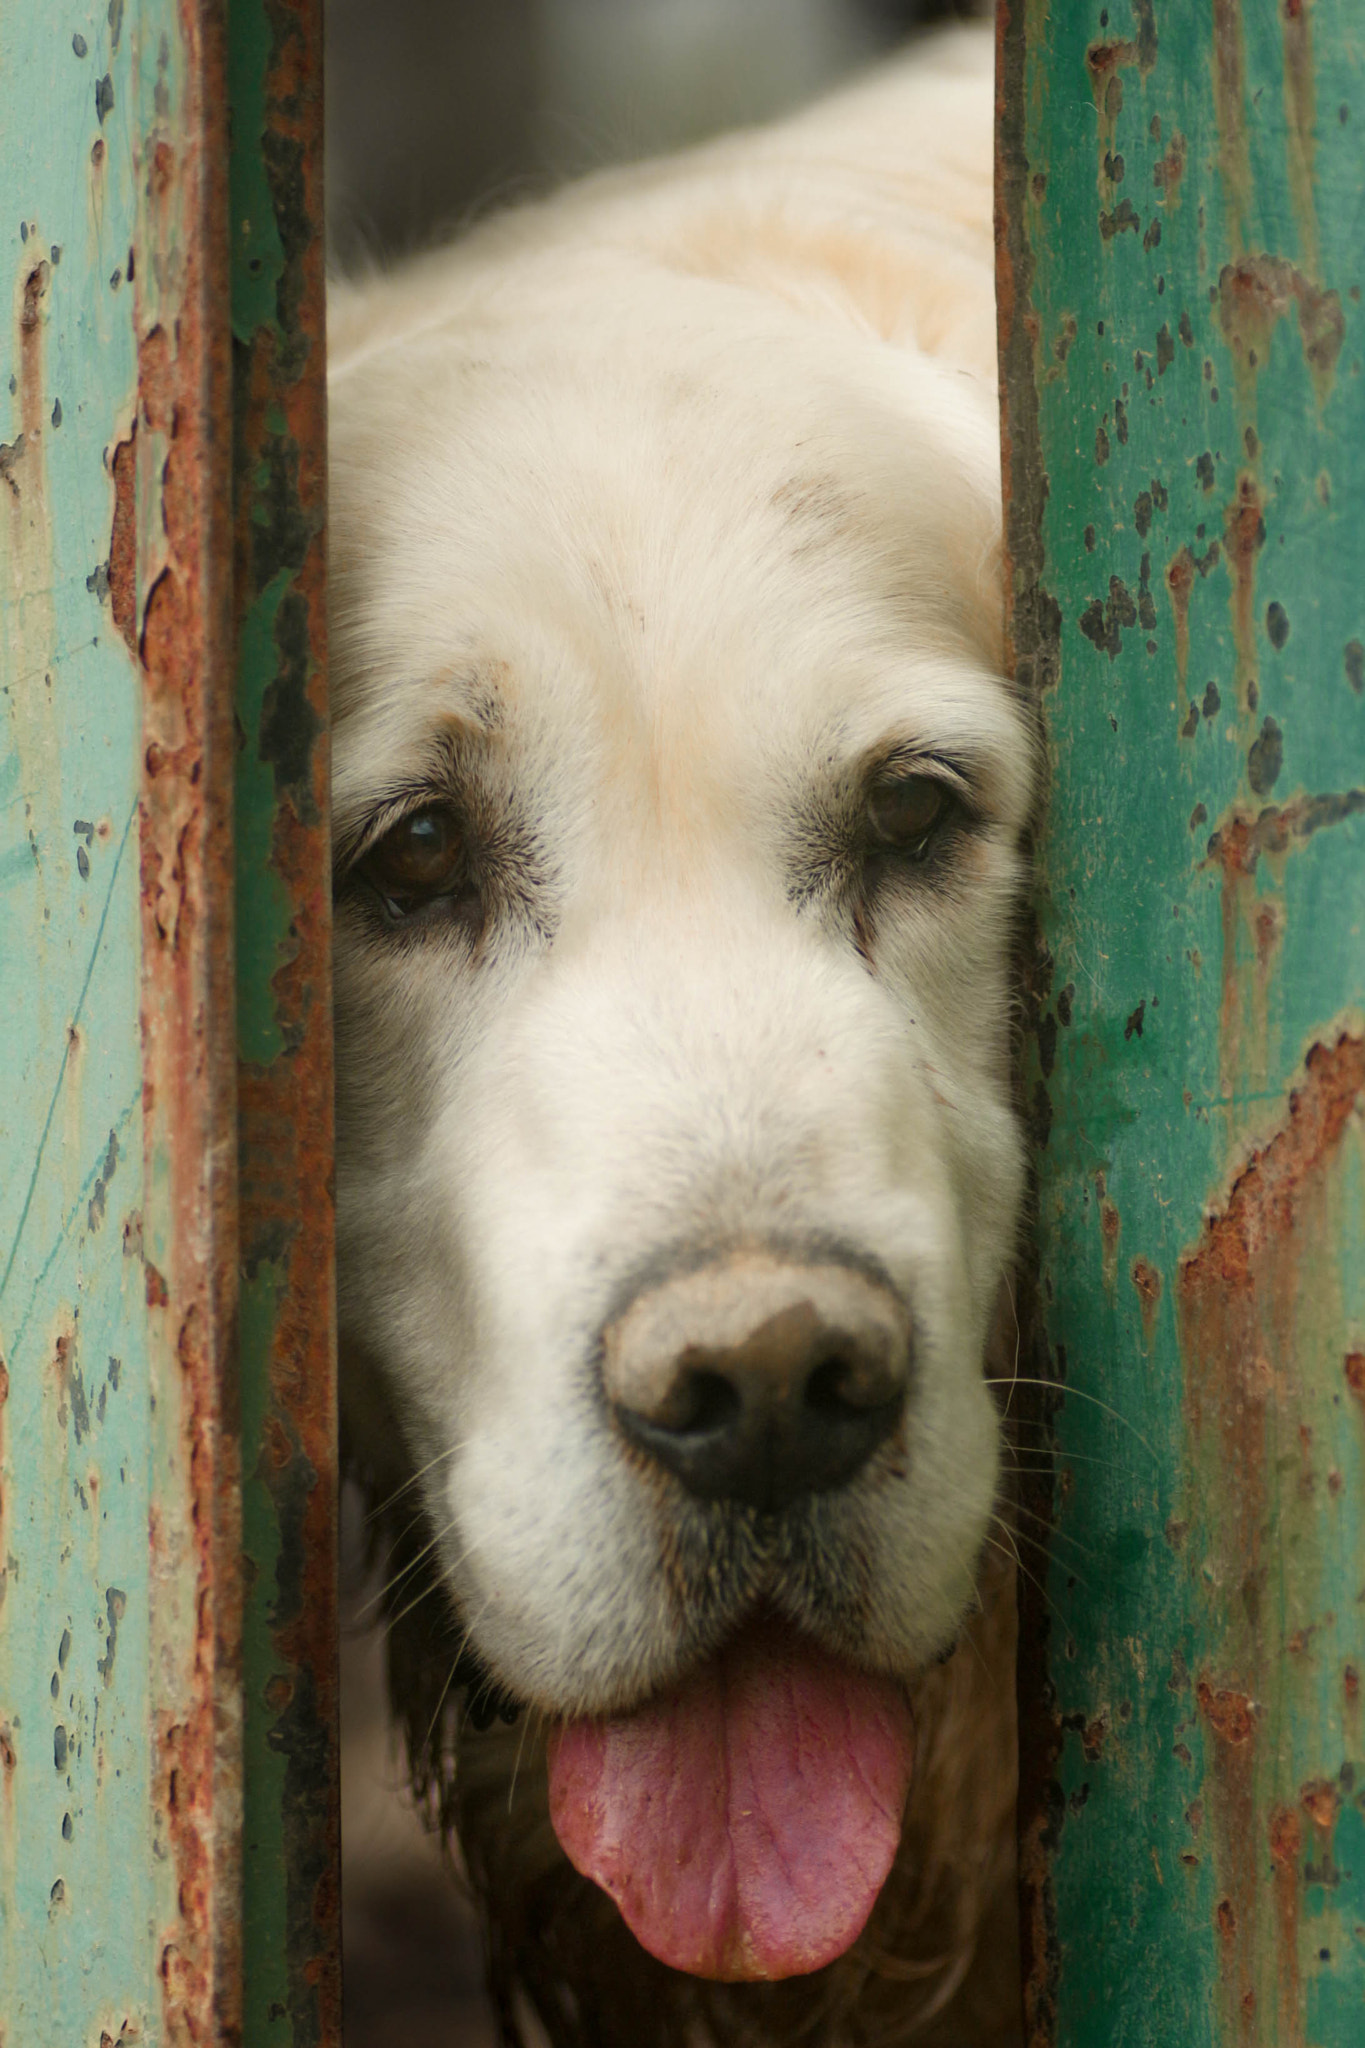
[[329, 24, 1038, 2045]]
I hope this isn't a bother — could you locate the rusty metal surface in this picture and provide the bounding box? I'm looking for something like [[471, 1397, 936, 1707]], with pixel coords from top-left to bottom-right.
[[229, 0, 340, 2041], [999, 1, 1365, 2043], [1, 2, 242, 2043]]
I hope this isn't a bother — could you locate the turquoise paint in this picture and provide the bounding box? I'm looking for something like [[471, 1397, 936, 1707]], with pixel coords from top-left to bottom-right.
[[5, 1, 338, 2037], [1004, 0, 1365, 2040], [0, 3, 155, 2039]]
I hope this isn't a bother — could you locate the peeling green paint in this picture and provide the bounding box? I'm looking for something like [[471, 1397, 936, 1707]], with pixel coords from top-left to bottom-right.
[[4, 1, 335, 2039], [0, 1, 152, 2036], [1002, 2, 1365, 2042], [230, 0, 339, 2040], [236, 566, 300, 1066]]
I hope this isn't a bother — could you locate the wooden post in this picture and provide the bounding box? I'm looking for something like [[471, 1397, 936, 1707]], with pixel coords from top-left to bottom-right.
[[998, 1, 1365, 2041], [0, 4, 337, 2040]]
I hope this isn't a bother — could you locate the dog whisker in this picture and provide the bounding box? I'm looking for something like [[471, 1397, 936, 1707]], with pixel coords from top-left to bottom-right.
[[985, 1376, 1156, 1458], [992, 1509, 1090, 1586], [982, 1529, 1074, 1639], [998, 1494, 1097, 1561], [999, 1443, 1131, 1473], [359, 1513, 461, 1620], [365, 1440, 469, 1524]]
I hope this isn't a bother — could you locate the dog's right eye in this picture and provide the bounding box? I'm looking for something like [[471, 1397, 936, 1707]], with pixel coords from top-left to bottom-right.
[[355, 804, 474, 923]]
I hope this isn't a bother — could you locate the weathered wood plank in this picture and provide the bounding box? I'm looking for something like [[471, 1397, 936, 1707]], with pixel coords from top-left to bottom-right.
[[2, 3, 337, 2039], [1000, 1, 1365, 2041], [1, 2, 240, 2042]]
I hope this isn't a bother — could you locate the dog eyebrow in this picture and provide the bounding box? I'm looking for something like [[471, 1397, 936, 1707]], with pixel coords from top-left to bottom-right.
[[869, 746, 976, 793], [858, 738, 1003, 817], [331, 777, 457, 873], [330, 713, 489, 870]]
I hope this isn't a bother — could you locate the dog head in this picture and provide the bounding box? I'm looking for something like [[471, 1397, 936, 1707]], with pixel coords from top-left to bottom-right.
[[330, 176, 1037, 1985]]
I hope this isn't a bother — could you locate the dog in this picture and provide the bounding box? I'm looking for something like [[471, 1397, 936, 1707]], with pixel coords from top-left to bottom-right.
[[329, 22, 1039, 2045]]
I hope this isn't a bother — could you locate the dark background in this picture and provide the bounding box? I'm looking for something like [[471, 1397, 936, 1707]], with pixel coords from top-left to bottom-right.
[[325, 0, 981, 265]]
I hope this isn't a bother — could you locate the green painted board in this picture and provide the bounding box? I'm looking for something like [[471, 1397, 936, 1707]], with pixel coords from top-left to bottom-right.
[[228, 0, 340, 2041], [2, 2, 338, 2041], [0, 8, 153, 2029], [1, 2, 243, 2042], [999, 1, 1365, 2042]]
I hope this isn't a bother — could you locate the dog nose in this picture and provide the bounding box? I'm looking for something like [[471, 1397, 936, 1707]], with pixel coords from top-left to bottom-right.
[[602, 1253, 911, 1512]]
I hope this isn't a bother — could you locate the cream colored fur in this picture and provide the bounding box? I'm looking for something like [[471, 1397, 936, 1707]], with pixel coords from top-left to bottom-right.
[[330, 23, 1034, 2045]]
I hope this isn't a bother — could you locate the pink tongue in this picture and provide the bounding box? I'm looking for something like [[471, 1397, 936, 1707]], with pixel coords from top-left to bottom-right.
[[546, 1626, 914, 1981]]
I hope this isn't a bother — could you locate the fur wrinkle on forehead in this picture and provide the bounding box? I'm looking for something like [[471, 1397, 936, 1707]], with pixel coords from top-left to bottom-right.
[[329, 676, 508, 840]]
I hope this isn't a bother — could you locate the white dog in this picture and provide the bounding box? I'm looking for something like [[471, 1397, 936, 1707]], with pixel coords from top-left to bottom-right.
[[329, 23, 1037, 2045]]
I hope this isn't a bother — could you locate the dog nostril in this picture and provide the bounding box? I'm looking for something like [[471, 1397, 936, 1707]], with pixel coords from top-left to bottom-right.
[[604, 1256, 913, 1510], [657, 1366, 743, 1437], [804, 1347, 881, 1415]]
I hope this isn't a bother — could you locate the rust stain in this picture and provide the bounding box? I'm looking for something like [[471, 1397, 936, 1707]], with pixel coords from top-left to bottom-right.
[[1130, 1256, 1162, 1347], [1280, 0, 1319, 281], [1152, 129, 1187, 209], [4, 249, 53, 631], [230, 0, 340, 2031], [1217, 257, 1344, 411], [1085, 0, 1159, 148], [1269, 1804, 1304, 2047], [1084, 1, 1158, 217], [1204, 793, 1365, 1107], [126, 5, 242, 2045], [1207, 791, 1365, 876], [1223, 472, 1266, 718], [1096, 1173, 1121, 1296], [1344, 1350, 1365, 1416], [1197, 1679, 1259, 2037], [1211, 0, 1253, 258], [1181, 1035, 1365, 2040], [1300, 1777, 1340, 1835], [1165, 531, 1222, 729], [108, 428, 138, 656], [1197, 1682, 1257, 1747], [19, 258, 51, 446], [1167, 543, 1196, 713], [1180, 1031, 1365, 1453]]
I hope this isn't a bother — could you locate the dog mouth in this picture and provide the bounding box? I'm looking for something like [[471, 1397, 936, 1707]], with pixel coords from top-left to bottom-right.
[[545, 1614, 915, 1982]]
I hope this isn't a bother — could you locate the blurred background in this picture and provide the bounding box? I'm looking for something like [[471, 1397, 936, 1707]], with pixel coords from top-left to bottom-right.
[[325, 0, 979, 266], [328, 3, 979, 2041]]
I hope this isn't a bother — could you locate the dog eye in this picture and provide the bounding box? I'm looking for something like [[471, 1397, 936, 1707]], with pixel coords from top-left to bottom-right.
[[357, 804, 470, 917], [865, 774, 954, 858]]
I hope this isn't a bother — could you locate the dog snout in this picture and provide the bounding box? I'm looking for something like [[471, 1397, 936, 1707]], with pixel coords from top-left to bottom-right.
[[602, 1253, 911, 1513]]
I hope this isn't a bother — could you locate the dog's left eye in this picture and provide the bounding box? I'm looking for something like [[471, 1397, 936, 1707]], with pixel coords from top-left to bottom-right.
[[865, 774, 955, 859], [356, 804, 471, 919]]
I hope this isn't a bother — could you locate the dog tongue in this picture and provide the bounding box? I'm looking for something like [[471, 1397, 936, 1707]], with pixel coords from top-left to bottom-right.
[[546, 1626, 914, 1981]]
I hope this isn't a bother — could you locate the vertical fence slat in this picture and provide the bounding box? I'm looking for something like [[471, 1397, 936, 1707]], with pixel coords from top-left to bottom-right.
[[1, 2, 242, 2042], [1000, 2, 1365, 2043], [3, 3, 337, 2040], [229, 1, 339, 2041]]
